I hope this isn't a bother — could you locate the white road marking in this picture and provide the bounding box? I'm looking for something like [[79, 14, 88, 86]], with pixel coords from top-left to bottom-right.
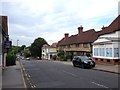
[[27, 77, 29, 81], [23, 68, 25, 71], [25, 73, 28, 76], [31, 86, 34, 88], [33, 85, 36, 88], [91, 81, 109, 89], [19, 62, 27, 88], [28, 74, 31, 78]]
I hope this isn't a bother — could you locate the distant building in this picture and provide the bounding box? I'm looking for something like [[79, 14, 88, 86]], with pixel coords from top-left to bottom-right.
[[0, 16, 11, 67], [93, 15, 120, 64], [57, 26, 98, 57], [42, 43, 57, 60]]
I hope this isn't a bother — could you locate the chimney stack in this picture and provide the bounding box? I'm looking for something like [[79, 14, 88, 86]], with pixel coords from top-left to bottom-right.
[[64, 33, 69, 38], [101, 25, 107, 30], [78, 25, 83, 34]]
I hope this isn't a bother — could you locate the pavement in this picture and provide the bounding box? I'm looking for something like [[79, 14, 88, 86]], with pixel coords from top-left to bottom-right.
[[2, 60, 26, 89], [1, 60, 119, 89]]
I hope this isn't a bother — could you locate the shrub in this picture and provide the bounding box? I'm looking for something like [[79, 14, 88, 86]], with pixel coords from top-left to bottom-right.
[[52, 55, 57, 60], [6, 53, 16, 66], [65, 54, 73, 61]]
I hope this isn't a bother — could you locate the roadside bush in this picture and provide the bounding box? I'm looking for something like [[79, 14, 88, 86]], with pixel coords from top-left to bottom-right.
[[52, 55, 57, 60], [57, 50, 65, 61], [6, 53, 16, 66], [66, 54, 73, 61]]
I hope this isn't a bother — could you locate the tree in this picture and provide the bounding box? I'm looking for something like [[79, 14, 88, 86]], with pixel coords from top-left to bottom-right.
[[29, 37, 48, 59], [57, 49, 65, 60], [23, 48, 31, 58], [19, 45, 26, 51], [9, 46, 20, 55]]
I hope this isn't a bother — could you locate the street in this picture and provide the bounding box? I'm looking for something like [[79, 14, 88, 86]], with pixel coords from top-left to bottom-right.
[[21, 59, 119, 88]]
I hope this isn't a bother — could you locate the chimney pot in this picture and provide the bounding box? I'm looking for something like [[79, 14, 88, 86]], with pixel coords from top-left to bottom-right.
[[78, 25, 83, 34], [64, 33, 69, 38], [102, 25, 107, 30]]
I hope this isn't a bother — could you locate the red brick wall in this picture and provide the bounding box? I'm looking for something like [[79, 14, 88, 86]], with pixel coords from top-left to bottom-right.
[[92, 57, 120, 65]]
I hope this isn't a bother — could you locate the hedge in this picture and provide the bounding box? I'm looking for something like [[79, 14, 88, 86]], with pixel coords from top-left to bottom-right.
[[6, 53, 16, 66]]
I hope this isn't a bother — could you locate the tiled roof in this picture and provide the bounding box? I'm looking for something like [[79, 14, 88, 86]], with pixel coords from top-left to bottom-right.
[[97, 15, 120, 36], [58, 29, 96, 46], [43, 43, 57, 48], [57, 15, 120, 46], [51, 43, 57, 48], [0, 16, 8, 35]]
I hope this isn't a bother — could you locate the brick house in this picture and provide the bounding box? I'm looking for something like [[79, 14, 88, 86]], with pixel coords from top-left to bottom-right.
[[57, 15, 120, 64], [92, 15, 120, 64], [0, 16, 10, 67], [57, 26, 99, 58]]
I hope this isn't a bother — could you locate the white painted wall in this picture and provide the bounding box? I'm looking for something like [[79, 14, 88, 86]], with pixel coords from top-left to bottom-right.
[[42, 47, 57, 60], [100, 31, 120, 38], [93, 30, 120, 59]]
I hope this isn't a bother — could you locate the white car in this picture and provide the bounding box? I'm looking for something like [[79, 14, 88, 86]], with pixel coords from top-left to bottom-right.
[[26, 57, 30, 60]]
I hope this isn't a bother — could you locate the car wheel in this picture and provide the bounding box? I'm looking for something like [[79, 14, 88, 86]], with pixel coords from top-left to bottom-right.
[[73, 63, 76, 67], [81, 64, 85, 69]]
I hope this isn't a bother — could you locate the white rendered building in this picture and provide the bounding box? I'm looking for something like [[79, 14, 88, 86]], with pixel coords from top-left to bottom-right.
[[93, 30, 120, 64], [42, 43, 57, 60]]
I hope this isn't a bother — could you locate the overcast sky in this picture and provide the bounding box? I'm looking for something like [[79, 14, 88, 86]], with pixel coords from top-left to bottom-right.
[[0, 0, 119, 46]]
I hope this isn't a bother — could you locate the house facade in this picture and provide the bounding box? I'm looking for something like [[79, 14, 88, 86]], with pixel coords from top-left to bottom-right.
[[57, 15, 120, 64], [42, 43, 57, 60], [92, 15, 120, 64], [57, 26, 98, 58], [0, 16, 11, 67]]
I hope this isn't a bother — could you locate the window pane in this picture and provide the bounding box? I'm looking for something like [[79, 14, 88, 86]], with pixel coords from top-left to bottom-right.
[[114, 48, 119, 57], [106, 48, 112, 57], [94, 48, 98, 56], [100, 48, 104, 56]]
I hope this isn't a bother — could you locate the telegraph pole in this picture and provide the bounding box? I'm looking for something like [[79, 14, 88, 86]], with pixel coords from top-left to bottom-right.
[[17, 39, 19, 46]]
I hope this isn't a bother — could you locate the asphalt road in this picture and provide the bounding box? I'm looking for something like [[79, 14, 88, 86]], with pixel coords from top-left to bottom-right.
[[21, 60, 119, 89]]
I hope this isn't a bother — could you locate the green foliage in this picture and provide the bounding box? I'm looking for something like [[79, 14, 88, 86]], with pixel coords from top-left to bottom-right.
[[23, 48, 31, 58], [19, 45, 26, 52], [65, 54, 73, 61], [52, 55, 57, 60], [6, 51, 16, 66], [57, 49, 65, 61], [8, 46, 20, 55], [29, 37, 48, 59], [6, 46, 22, 66]]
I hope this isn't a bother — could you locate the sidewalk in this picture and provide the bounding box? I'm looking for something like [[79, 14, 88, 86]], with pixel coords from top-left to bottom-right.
[[93, 64, 120, 74], [54, 61, 120, 74], [2, 60, 26, 88]]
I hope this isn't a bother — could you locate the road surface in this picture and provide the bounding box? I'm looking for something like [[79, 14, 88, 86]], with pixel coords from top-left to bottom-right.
[[21, 60, 119, 89]]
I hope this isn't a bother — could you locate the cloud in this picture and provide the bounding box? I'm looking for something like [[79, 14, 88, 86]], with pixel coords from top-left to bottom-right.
[[1, 0, 119, 46]]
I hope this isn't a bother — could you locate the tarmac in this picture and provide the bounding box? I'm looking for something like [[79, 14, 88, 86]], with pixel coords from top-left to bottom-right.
[[57, 61, 120, 74], [1, 60, 120, 89]]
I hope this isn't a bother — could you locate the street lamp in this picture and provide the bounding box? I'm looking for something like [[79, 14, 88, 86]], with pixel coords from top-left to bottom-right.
[[17, 39, 19, 46]]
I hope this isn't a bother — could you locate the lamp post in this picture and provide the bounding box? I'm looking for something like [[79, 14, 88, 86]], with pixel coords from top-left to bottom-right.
[[17, 39, 19, 46]]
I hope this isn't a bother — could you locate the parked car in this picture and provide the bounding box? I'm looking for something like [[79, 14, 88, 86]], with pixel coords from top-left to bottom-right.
[[26, 57, 30, 60], [72, 56, 95, 68]]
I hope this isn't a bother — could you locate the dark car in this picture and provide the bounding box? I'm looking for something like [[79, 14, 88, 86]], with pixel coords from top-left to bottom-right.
[[72, 56, 95, 68]]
